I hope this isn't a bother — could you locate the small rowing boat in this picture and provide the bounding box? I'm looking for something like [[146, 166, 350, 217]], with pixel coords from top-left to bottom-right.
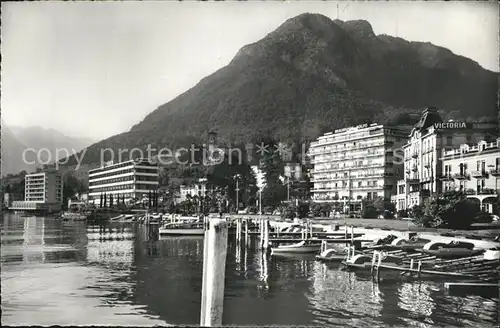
[[316, 247, 348, 262], [342, 253, 403, 270], [271, 240, 322, 254], [159, 222, 205, 235]]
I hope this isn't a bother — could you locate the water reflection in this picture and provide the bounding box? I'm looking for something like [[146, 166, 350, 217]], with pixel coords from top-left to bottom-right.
[[2, 215, 498, 327]]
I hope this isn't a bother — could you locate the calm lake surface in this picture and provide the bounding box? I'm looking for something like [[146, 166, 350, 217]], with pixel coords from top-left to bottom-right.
[[1, 214, 498, 327]]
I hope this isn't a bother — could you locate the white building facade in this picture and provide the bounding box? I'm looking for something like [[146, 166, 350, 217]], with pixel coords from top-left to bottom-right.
[[10, 170, 64, 212], [88, 159, 159, 206], [441, 138, 500, 213], [179, 178, 208, 202], [391, 108, 498, 212], [25, 170, 64, 204], [308, 123, 408, 212]]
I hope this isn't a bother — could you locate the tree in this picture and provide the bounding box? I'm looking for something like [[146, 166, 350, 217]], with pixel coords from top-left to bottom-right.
[[62, 174, 87, 210], [258, 137, 286, 207], [412, 191, 480, 229]]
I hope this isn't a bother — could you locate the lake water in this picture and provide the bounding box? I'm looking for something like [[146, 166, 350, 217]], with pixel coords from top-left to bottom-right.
[[1, 214, 498, 327]]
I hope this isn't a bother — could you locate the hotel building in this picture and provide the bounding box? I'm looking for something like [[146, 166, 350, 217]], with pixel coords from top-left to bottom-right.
[[308, 123, 409, 212], [11, 170, 64, 212], [391, 108, 498, 212], [440, 138, 500, 213], [88, 159, 159, 206]]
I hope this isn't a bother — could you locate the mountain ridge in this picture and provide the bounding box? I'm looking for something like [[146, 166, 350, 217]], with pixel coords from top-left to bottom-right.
[[1, 121, 96, 176], [62, 13, 498, 166]]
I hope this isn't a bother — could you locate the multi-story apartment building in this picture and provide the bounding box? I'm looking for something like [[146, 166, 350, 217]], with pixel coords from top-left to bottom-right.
[[10, 170, 64, 212], [308, 123, 409, 212], [392, 107, 498, 212], [25, 170, 64, 204], [88, 159, 158, 206], [440, 138, 500, 213]]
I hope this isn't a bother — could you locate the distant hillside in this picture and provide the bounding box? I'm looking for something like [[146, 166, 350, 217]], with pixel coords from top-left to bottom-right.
[[64, 13, 498, 166], [2, 122, 95, 176], [1, 121, 38, 176]]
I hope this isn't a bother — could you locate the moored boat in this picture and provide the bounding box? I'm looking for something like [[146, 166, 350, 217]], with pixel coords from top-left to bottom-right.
[[271, 240, 322, 254], [342, 253, 403, 270], [60, 212, 88, 221], [422, 248, 485, 259], [316, 247, 348, 262], [159, 222, 205, 235]]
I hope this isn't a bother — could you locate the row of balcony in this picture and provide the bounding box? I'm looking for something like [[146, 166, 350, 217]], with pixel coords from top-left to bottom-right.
[[312, 185, 392, 192], [312, 163, 386, 173], [311, 172, 394, 182], [309, 140, 393, 155], [312, 151, 388, 164], [439, 170, 498, 180], [464, 188, 499, 196]]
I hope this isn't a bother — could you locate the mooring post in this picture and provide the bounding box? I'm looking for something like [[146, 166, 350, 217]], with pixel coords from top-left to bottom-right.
[[200, 219, 229, 327], [321, 240, 326, 254], [350, 226, 354, 245], [244, 219, 249, 244], [236, 218, 241, 243], [259, 219, 264, 248], [417, 261, 422, 279], [263, 219, 269, 250], [410, 258, 414, 270], [376, 251, 383, 280], [371, 251, 377, 275]]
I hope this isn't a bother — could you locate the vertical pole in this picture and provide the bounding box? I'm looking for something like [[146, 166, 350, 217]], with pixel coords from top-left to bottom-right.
[[259, 219, 265, 249], [350, 226, 354, 245], [410, 258, 414, 270], [376, 251, 382, 280], [200, 219, 209, 325], [200, 219, 229, 327], [258, 189, 262, 216], [371, 251, 377, 275], [244, 219, 249, 244], [417, 261, 422, 278], [263, 219, 269, 250], [237, 218, 242, 243], [321, 240, 326, 254], [236, 179, 239, 214]]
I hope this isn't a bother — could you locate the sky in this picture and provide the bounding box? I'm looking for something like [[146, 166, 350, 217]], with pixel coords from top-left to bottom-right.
[[2, 1, 498, 141]]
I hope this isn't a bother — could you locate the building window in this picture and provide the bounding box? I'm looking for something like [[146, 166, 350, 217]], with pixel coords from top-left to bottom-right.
[[446, 136, 453, 146]]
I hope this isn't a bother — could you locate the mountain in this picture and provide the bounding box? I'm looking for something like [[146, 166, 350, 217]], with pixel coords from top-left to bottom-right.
[[1, 121, 37, 176], [64, 13, 498, 166], [1, 122, 95, 176]]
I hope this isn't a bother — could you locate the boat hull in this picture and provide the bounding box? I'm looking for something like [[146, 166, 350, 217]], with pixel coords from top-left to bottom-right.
[[159, 228, 205, 236], [316, 254, 346, 262], [271, 245, 321, 254]]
